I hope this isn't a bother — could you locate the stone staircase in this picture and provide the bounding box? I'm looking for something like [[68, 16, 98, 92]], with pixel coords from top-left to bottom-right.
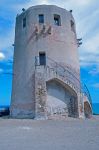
[[45, 65, 80, 94], [35, 56, 92, 111]]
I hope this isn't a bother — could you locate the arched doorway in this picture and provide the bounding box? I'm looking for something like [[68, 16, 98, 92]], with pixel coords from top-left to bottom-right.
[[84, 101, 92, 118], [46, 79, 78, 118]]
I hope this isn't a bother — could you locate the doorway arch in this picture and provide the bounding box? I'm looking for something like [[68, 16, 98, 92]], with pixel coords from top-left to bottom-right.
[[46, 79, 78, 118], [84, 101, 92, 118]]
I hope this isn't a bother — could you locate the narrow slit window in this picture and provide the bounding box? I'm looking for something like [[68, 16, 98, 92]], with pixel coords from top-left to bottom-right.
[[39, 14, 44, 23], [23, 17, 26, 28], [71, 20, 75, 33], [54, 14, 61, 26], [39, 52, 46, 65]]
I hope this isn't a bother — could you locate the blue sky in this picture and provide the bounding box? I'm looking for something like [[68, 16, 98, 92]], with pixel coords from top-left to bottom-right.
[[0, 0, 99, 113]]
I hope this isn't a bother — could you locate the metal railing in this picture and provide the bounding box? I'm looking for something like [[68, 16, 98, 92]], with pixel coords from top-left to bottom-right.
[[81, 83, 92, 106], [35, 56, 92, 106]]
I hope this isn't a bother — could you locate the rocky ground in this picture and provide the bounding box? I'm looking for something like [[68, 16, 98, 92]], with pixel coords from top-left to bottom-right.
[[0, 116, 99, 150]]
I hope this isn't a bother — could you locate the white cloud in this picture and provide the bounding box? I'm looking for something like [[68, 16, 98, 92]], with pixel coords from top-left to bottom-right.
[[83, 33, 99, 53], [89, 66, 99, 75], [11, 0, 49, 11], [66, 0, 92, 7], [73, 0, 91, 6], [0, 27, 14, 50], [93, 83, 99, 88], [41, 0, 49, 4], [0, 26, 14, 60], [80, 52, 99, 66], [76, 9, 99, 38], [0, 52, 5, 60], [10, 0, 93, 13]]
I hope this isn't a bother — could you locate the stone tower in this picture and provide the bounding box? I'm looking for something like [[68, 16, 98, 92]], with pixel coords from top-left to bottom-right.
[[10, 5, 92, 119]]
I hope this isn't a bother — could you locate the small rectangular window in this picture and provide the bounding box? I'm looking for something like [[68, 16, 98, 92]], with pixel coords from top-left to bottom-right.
[[54, 14, 61, 26], [23, 17, 26, 28], [71, 20, 75, 33], [39, 14, 44, 23], [39, 52, 46, 65]]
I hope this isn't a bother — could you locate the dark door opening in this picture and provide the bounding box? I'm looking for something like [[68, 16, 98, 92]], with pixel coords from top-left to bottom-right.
[[39, 52, 46, 65]]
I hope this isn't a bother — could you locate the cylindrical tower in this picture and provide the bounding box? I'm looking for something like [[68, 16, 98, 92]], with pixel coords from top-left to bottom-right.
[[10, 5, 83, 119]]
